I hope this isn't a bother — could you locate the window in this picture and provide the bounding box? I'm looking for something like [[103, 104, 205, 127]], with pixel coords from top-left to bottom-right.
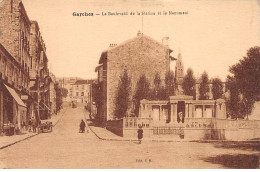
[[81, 92, 84, 96], [76, 92, 79, 96]]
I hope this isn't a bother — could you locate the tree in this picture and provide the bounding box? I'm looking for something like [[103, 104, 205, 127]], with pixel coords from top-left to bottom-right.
[[226, 76, 241, 119], [61, 88, 68, 98], [165, 70, 175, 97], [151, 72, 164, 100], [114, 70, 131, 119], [199, 71, 210, 100], [55, 83, 63, 113], [133, 74, 151, 116], [182, 68, 196, 99], [212, 77, 223, 100], [228, 46, 260, 118]]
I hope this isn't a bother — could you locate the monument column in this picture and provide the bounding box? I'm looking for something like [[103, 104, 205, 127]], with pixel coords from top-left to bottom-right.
[[203, 105, 207, 118], [170, 103, 174, 123], [189, 103, 193, 118], [185, 103, 188, 118], [173, 103, 177, 123]]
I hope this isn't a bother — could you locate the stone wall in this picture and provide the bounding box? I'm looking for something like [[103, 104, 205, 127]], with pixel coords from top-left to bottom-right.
[[107, 35, 171, 120]]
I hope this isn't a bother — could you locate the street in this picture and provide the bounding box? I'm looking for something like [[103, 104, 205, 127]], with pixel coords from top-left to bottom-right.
[[0, 105, 259, 169]]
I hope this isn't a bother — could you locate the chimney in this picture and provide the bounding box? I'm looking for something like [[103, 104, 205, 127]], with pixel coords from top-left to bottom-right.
[[162, 37, 169, 46], [137, 30, 142, 37], [109, 43, 117, 48]]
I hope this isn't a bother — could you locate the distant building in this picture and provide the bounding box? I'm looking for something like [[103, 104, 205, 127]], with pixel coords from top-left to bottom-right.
[[57, 77, 83, 102], [70, 80, 95, 103], [95, 32, 176, 124]]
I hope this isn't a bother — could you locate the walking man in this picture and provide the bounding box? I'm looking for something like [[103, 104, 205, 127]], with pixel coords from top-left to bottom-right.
[[137, 125, 143, 144], [79, 119, 86, 133]]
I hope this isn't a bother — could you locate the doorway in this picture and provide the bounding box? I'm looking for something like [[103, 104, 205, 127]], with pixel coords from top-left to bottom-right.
[[177, 101, 185, 123]]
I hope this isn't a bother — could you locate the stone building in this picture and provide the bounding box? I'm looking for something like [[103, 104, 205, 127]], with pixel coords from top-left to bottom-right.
[[95, 32, 176, 124], [29, 20, 51, 120], [0, 0, 57, 130], [0, 0, 33, 134]]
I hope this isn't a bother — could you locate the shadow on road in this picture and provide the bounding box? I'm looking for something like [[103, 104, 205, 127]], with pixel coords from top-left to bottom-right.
[[212, 141, 260, 151], [203, 154, 259, 169]]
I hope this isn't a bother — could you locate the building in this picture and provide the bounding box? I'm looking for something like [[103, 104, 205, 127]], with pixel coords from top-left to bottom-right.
[[70, 80, 94, 103], [29, 20, 52, 120], [57, 77, 83, 102], [0, 0, 33, 134], [0, 43, 29, 135], [95, 32, 176, 124], [0, 0, 57, 134]]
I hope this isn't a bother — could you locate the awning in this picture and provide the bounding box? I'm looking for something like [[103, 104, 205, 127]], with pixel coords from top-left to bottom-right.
[[4, 84, 27, 107]]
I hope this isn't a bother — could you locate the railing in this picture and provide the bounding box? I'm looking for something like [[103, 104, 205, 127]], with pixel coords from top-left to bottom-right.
[[123, 117, 152, 129], [185, 118, 260, 129], [185, 118, 213, 128], [153, 127, 184, 135]]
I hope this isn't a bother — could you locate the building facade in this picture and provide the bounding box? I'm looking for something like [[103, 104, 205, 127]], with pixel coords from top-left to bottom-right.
[[70, 80, 94, 103], [0, 43, 29, 135], [0, 0, 57, 134], [96, 32, 176, 124], [57, 77, 83, 102]]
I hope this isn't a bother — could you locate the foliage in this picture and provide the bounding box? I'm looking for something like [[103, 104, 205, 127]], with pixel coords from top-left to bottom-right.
[[54, 83, 63, 113], [199, 71, 210, 100], [164, 70, 175, 97], [92, 82, 103, 121], [133, 74, 151, 116], [212, 77, 224, 100], [226, 76, 241, 119], [61, 88, 68, 98], [151, 72, 165, 100], [114, 70, 131, 119], [227, 46, 260, 118], [182, 68, 196, 99]]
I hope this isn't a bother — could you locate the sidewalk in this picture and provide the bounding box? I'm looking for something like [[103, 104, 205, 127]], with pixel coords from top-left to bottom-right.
[[0, 108, 66, 150]]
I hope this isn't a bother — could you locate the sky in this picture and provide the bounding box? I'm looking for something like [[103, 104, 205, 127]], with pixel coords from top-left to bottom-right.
[[22, 0, 260, 81]]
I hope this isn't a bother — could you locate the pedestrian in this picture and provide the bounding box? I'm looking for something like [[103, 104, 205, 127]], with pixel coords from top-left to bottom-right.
[[23, 121, 26, 131], [29, 118, 32, 132], [79, 119, 86, 133], [137, 125, 143, 144], [32, 118, 37, 133]]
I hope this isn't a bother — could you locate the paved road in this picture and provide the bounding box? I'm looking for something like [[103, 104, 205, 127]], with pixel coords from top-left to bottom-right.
[[0, 105, 259, 169]]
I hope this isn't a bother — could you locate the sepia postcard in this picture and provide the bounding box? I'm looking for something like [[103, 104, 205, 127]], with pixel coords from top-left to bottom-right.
[[0, 0, 260, 169]]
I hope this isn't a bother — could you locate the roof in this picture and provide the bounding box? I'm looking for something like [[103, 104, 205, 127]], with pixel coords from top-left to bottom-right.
[[73, 80, 96, 85], [98, 33, 173, 64]]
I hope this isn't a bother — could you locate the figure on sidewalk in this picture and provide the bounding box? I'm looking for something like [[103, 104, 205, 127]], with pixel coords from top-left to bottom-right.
[[32, 118, 37, 133], [29, 118, 32, 132], [79, 119, 86, 133], [137, 125, 143, 144]]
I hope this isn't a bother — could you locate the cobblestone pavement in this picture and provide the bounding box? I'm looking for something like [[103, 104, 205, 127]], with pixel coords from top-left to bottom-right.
[[0, 105, 259, 169]]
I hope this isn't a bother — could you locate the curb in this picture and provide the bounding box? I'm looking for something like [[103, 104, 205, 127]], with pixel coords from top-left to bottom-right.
[[0, 133, 39, 150], [0, 108, 67, 150], [83, 109, 104, 140]]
